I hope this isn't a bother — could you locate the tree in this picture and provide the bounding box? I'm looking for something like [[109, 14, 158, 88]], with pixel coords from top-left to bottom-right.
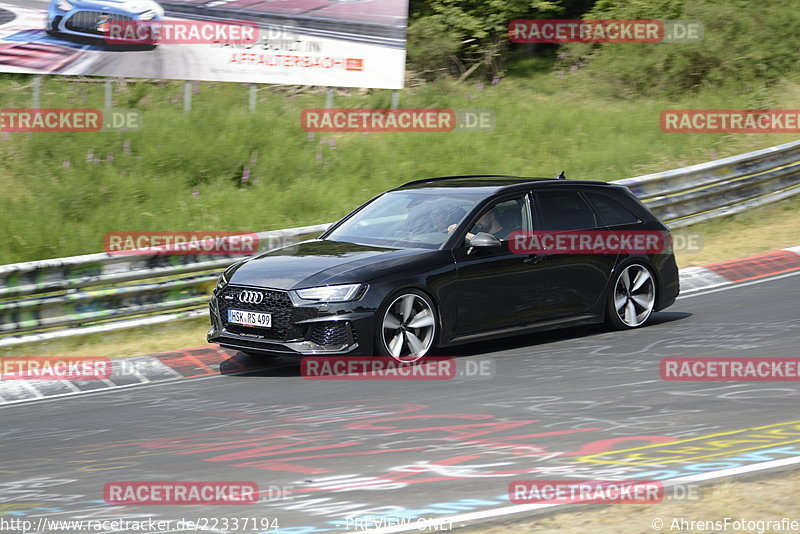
[[409, 0, 563, 80]]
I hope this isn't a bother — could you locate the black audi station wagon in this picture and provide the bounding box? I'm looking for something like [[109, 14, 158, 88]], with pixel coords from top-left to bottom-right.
[[208, 176, 679, 360]]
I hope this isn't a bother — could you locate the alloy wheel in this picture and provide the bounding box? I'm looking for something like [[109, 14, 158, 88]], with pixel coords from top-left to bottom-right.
[[613, 263, 656, 327], [381, 293, 436, 362]]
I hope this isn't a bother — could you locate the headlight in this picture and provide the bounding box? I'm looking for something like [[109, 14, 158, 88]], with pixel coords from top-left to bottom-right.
[[56, 0, 72, 11], [296, 284, 363, 302], [139, 10, 156, 21], [215, 270, 230, 292]]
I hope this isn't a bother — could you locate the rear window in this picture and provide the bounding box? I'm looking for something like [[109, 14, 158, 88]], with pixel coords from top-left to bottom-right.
[[536, 191, 598, 230], [583, 191, 641, 226]]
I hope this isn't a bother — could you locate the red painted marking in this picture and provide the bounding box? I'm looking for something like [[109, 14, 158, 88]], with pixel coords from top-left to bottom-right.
[[344, 414, 494, 430], [0, 42, 85, 72], [155, 347, 280, 377], [205, 442, 361, 463], [232, 447, 425, 474], [705, 250, 800, 282], [278, 404, 429, 423], [158, 350, 223, 375], [344, 416, 541, 440]]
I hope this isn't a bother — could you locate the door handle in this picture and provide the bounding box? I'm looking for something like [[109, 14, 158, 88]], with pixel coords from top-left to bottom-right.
[[523, 254, 542, 264]]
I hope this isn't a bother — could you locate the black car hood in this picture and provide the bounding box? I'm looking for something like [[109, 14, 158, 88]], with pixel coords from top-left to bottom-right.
[[227, 239, 445, 290]]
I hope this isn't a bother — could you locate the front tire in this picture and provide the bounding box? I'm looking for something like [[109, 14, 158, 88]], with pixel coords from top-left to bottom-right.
[[606, 263, 656, 329], [375, 289, 437, 362]]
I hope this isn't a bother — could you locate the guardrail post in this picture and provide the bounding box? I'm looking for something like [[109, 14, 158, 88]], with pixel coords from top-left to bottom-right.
[[104, 79, 113, 109], [183, 82, 192, 113], [391, 90, 399, 109], [32, 75, 42, 109], [326, 87, 334, 109], [249, 84, 257, 112]]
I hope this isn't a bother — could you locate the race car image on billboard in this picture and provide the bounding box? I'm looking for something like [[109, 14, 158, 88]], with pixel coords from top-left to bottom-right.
[[46, 0, 163, 44], [0, 0, 408, 86]]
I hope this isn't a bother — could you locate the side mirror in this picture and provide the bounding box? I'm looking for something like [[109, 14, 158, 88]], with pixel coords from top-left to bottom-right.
[[467, 232, 502, 249]]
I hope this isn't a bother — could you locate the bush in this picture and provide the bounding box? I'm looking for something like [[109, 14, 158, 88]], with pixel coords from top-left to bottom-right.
[[560, 0, 800, 97], [406, 17, 462, 80]]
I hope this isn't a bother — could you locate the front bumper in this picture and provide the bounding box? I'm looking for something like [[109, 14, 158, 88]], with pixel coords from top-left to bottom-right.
[[207, 284, 377, 356]]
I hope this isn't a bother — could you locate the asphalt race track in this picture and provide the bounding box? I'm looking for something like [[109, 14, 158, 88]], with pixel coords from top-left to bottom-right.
[[1, 272, 799, 533]]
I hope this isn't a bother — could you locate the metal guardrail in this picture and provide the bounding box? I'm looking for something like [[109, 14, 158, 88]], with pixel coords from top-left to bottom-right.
[[0, 224, 331, 347], [2, 139, 800, 347], [616, 138, 800, 227]]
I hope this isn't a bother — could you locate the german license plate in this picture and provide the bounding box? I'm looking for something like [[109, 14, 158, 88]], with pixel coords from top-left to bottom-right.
[[228, 309, 271, 327]]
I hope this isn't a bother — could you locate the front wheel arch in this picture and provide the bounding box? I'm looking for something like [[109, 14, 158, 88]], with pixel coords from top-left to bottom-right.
[[374, 287, 440, 361]]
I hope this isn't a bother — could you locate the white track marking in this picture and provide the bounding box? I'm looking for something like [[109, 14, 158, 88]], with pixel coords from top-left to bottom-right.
[[677, 269, 800, 299], [368, 456, 800, 533]]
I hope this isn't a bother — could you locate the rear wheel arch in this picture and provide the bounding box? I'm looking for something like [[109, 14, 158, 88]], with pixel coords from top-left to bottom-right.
[[606, 259, 658, 329]]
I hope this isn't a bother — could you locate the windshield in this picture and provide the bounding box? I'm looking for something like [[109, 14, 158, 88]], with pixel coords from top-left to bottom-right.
[[325, 190, 480, 249]]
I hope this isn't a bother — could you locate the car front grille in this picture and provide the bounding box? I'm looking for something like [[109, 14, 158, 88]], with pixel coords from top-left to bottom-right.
[[65, 11, 135, 35], [217, 286, 296, 341], [307, 322, 354, 347]]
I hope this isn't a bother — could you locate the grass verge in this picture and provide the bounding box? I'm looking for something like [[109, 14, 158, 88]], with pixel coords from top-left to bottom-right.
[[460, 468, 800, 534], [2, 74, 800, 263]]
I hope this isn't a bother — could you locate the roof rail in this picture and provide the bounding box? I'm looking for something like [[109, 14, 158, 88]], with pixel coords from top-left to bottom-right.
[[397, 174, 535, 188]]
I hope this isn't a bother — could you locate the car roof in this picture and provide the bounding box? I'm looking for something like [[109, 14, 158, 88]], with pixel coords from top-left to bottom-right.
[[394, 175, 617, 194]]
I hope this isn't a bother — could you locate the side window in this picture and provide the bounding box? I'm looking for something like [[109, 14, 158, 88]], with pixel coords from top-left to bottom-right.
[[584, 192, 641, 226], [468, 197, 530, 241], [536, 191, 598, 231]]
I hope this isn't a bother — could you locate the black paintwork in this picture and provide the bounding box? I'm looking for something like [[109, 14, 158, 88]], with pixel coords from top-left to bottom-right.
[[208, 176, 680, 356]]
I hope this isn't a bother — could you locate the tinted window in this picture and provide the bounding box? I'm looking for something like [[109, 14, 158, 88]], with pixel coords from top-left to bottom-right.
[[326, 191, 478, 249], [536, 191, 598, 230], [584, 192, 641, 226], [468, 197, 529, 241]]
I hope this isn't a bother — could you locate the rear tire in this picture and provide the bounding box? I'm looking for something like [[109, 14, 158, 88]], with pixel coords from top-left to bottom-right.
[[606, 262, 656, 330]]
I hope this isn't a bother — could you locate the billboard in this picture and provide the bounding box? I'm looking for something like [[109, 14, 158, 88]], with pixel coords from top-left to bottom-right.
[[0, 0, 408, 87]]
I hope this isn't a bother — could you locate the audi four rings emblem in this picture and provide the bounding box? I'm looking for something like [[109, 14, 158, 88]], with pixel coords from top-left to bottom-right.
[[238, 290, 264, 304]]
